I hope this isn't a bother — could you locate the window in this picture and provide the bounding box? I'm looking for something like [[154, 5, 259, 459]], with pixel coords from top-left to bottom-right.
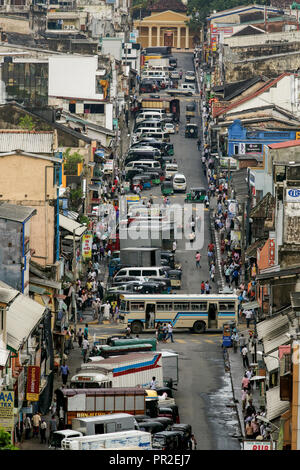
[[219, 302, 235, 311], [69, 103, 76, 113], [130, 302, 145, 311], [157, 303, 173, 312], [117, 270, 126, 276], [84, 103, 105, 114], [142, 269, 156, 276], [129, 269, 141, 276], [191, 302, 207, 311], [174, 302, 190, 311]]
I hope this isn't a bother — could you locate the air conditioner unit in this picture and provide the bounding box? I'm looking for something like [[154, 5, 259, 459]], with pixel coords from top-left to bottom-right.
[[64, 25, 69, 30], [69, 25, 75, 30]]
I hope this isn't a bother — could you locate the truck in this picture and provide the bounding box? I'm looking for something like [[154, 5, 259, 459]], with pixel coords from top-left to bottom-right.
[[145, 58, 170, 68], [161, 350, 179, 386], [120, 247, 161, 267], [58, 388, 159, 427], [70, 352, 163, 389], [61, 430, 152, 450], [139, 97, 180, 121], [72, 414, 137, 435]]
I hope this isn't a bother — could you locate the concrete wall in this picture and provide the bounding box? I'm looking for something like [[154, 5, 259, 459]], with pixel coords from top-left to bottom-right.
[[0, 154, 57, 267], [224, 29, 300, 48], [0, 15, 31, 34], [0, 219, 22, 291]]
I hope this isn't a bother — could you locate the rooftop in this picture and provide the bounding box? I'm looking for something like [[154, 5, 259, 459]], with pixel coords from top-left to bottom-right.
[[0, 130, 54, 153], [268, 140, 300, 149], [0, 203, 36, 223]]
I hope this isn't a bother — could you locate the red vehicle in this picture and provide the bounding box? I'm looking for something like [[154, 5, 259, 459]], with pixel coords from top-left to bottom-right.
[[106, 233, 120, 252]]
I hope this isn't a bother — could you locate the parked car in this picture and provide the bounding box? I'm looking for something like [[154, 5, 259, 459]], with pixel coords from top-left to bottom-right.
[[185, 71, 196, 82], [163, 123, 175, 134]]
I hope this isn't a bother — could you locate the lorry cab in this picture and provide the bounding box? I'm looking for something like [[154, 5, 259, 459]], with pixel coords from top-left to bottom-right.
[[49, 429, 83, 449], [70, 371, 112, 389]]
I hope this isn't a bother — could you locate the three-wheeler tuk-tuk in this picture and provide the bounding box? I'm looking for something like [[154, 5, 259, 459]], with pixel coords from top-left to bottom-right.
[[222, 321, 236, 348], [171, 423, 192, 449], [185, 123, 198, 138], [145, 171, 161, 185], [137, 420, 165, 434], [141, 174, 152, 189], [152, 431, 183, 451], [161, 180, 174, 196], [186, 102, 196, 119], [185, 187, 207, 203], [168, 269, 182, 289], [131, 176, 143, 192]]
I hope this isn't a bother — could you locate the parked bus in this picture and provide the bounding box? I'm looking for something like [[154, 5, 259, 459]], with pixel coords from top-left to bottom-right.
[[119, 294, 238, 334]]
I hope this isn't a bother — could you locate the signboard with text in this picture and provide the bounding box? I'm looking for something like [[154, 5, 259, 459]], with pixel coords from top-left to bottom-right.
[[286, 188, 300, 202], [243, 440, 273, 450], [82, 234, 93, 260], [26, 366, 40, 402], [0, 391, 14, 433]]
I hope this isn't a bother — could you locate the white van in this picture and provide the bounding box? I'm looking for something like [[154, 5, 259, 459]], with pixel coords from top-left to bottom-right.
[[114, 266, 166, 280], [141, 109, 166, 117], [136, 111, 167, 123], [141, 70, 169, 80], [165, 163, 178, 179], [134, 127, 167, 139], [125, 160, 161, 172], [135, 120, 163, 131], [173, 173, 187, 192], [180, 83, 196, 93]]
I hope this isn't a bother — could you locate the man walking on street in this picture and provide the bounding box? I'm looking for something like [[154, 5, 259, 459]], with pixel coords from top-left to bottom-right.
[[82, 337, 89, 363], [60, 361, 69, 386], [195, 251, 201, 269], [242, 345, 250, 368], [77, 328, 83, 348], [40, 418, 47, 444], [49, 416, 57, 445], [165, 322, 174, 343], [32, 412, 41, 438]]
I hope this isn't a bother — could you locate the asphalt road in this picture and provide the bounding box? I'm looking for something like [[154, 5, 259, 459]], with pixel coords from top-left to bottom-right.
[[90, 53, 241, 450]]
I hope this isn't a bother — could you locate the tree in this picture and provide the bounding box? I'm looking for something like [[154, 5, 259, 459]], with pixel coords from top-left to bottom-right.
[[0, 427, 19, 450], [18, 115, 35, 131], [63, 148, 84, 176]]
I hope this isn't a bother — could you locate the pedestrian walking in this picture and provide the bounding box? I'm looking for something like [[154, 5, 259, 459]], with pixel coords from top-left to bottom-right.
[[249, 340, 256, 364], [82, 337, 89, 363], [188, 434, 197, 450], [175, 123, 179, 133], [77, 328, 83, 348], [195, 251, 201, 269], [242, 345, 250, 368], [238, 333, 247, 353], [204, 280, 211, 294], [49, 415, 57, 444], [25, 415, 32, 440], [165, 322, 174, 343], [197, 138, 201, 151], [162, 323, 168, 343], [32, 412, 41, 438], [242, 373, 250, 391], [245, 309, 253, 328], [40, 418, 47, 444], [60, 362, 69, 386], [172, 240, 177, 254], [200, 280, 205, 294], [83, 323, 89, 340]]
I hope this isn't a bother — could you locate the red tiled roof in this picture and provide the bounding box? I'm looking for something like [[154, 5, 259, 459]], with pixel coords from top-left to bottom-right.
[[268, 140, 300, 149], [213, 73, 290, 118]]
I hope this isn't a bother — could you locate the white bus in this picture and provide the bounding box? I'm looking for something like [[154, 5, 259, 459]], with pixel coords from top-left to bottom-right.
[[119, 294, 238, 334]]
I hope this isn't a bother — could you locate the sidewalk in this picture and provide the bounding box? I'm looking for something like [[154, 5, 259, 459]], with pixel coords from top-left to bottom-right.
[[227, 327, 262, 439]]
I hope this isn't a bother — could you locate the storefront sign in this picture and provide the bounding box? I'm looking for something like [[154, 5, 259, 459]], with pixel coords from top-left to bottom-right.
[[82, 234, 93, 260], [26, 366, 40, 402], [268, 239, 276, 266], [243, 440, 273, 450], [286, 188, 300, 202], [245, 143, 263, 154], [0, 391, 14, 433]]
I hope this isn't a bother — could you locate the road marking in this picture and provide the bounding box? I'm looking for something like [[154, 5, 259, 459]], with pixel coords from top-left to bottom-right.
[[174, 339, 186, 344], [204, 339, 214, 344]]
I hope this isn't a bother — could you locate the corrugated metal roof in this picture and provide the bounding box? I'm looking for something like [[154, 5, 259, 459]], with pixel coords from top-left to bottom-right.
[[6, 294, 45, 351], [0, 203, 36, 223], [0, 131, 54, 153], [266, 386, 289, 421], [264, 349, 279, 372], [0, 281, 18, 305], [59, 214, 87, 236], [256, 314, 289, 341]]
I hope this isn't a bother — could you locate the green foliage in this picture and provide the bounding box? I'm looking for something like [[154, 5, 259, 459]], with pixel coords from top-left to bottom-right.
[[63, 148, 84, 175], [18, 115, 35, 131], [69, 188, 83, 210], [0, 428, 19, 450], [79, 215, 89, 226]]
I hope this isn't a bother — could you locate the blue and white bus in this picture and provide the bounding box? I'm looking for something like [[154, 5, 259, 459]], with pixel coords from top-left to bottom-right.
[[119, 294, 238, 334]]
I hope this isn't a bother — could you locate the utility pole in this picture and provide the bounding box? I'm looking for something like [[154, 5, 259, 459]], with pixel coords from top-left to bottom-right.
[[241, 201, 246, 283], [72, 228, 78, 335]]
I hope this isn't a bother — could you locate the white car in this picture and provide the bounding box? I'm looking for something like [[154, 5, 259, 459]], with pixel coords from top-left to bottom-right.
[[170, 70, 180, 80], [164, 123, 175, 134], [172, 173, 187, 192], [185, 71, 196, 82]]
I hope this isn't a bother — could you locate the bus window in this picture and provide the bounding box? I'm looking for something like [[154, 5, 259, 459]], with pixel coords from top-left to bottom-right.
[[131, 302, 145, 311], [128, 269, 142, 276], [219, 302, 235, 311], [191, 302, 207, 311], [174, 302, 190, 311], [157, 302, 173, 311]]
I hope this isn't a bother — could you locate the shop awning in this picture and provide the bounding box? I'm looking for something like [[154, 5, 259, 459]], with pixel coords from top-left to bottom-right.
[[263, 329, 291, 355], [256, 314, 289, 341], [264, 349, 279, 372], [6, 294, 46, 352], [29, 284, 47, 295], [59, 214, 87, 236], [241, 300, 260, 310], [266, 386, 290, 421]]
